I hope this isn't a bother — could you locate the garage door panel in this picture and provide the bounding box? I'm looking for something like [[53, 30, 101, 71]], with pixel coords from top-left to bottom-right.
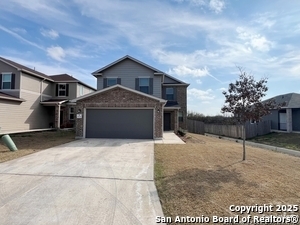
[[86, 109, 153, 139]]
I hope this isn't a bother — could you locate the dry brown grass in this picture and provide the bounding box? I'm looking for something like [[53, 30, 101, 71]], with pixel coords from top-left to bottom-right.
[[0, 130, 75, 163], [155, 133, 300, 224]]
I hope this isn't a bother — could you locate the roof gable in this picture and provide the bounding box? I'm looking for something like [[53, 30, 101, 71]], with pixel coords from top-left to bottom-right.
[[0, 56, 52, 81], [49, 74, 78, 82], [71, 84, 166, 103], [0, 91, 25, 102], [265, 92, 300, 108], [49, 74, 96, 91], [92, 55, 164, 76]]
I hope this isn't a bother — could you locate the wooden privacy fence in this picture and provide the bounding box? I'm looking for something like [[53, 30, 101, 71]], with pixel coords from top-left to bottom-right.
[[187, 120, 271, 139], [187, 119, 205, 135]]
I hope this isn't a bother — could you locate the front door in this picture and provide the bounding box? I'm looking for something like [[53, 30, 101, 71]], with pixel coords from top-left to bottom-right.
[[164, 113, 171, 131]]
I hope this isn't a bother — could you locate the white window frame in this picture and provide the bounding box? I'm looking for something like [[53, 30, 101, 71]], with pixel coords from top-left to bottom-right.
[[1, 72, 12, 89], [107, 78, 117, 87], [58, 83, 66, 97], [69, 107, 75, 120]]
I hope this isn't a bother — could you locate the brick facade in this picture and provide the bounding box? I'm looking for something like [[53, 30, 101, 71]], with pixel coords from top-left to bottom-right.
[[75, 86, 164, 139]]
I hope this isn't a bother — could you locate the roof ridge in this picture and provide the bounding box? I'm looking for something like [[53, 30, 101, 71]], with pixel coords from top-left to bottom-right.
[[0, 56, 52, 81]]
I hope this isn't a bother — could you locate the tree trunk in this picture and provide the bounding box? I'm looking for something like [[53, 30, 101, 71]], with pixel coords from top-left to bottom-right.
[[243, 123, 246, 160]]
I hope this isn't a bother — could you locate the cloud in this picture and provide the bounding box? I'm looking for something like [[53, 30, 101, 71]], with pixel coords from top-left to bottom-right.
[[236, 27, 273, 52], [219, 87, 227, 92], [209, 0, 225, 14], [47, 46, 66, 61], [253, 13, 276, 28], [11, 27, 27, 34], [196, 79, 202, 84], [174, 0, 206, 6], [168, 65, 210, 77], [41, 28, 59, 39], [0, 24, 44, 50], [188, 88, 215, 100], [173, 0, 225, 13]]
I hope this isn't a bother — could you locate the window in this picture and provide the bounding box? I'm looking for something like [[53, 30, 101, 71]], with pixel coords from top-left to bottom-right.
[[166, 87, 174, 100], [2, 73, 12, 89], [58, 84, 66, 97], [107, 78, 117, 87], [139, 78, 149, 94], [178, 111, 183, 122], [69, 107, 75, 120]]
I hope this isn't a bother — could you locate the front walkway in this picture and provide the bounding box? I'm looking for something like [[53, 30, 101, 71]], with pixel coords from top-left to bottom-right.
[[154, 131, 185, 144]]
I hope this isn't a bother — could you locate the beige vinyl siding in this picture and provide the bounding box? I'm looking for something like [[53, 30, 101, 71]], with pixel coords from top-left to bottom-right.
[[0, 72, 53, 132], [68, 83, 77, 99], [21, 72, 43, 93], [97, 59, 162, 98], [76, 84, 95, 97], [83, 85, 94, 95], [41, 80, 53, 101], [0, 92, 52, 132]]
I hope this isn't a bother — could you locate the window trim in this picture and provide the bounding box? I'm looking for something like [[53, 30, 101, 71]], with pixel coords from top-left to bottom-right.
[[58, 83, 67, 97], [69, 107, 75, 120], [1, 72, 12, 90]]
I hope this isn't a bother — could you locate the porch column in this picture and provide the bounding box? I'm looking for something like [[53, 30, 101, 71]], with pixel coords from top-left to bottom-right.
[[286, 108, 292, 132], [55, 104, 61, 129], [174, 109, 179, 132]]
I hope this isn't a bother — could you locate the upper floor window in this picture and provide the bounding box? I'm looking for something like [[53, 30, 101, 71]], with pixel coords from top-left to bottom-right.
[[56, 83, 69, 97], [139, 78, 150, 94], [166, 87, 174, 100], [58, 84, 66, 96], [1, 73, 12, 89], [107, 78, 117, 87], [103, 78, 120, 88]]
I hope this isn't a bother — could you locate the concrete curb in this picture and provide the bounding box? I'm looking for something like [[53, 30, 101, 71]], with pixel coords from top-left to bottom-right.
[[204, 133, 300, 158]]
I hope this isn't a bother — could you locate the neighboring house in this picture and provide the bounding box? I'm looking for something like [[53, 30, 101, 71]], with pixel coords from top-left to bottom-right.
[[261, 93, 300, 132], [71, 55, 189, 139], [0, 57, 95, 132]]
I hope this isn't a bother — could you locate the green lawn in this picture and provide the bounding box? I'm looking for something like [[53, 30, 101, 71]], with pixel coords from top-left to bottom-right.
[[249, 132, 300, 151]]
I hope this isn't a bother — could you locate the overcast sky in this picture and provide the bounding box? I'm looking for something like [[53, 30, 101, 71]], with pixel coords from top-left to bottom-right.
[[1, 0, 300, 115]]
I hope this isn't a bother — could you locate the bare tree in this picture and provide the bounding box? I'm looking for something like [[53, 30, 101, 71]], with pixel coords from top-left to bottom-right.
[[221, 68, 282, 161]]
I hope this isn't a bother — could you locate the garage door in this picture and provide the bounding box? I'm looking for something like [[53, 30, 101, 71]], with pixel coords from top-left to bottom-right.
[[85, 109, 153, 139]]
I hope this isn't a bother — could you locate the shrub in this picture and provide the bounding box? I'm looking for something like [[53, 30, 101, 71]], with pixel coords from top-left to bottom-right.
[[177, 128, 186, 136]]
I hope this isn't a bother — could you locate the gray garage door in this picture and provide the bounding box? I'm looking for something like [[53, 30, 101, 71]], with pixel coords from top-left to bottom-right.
[[86, 109, 153, 139]]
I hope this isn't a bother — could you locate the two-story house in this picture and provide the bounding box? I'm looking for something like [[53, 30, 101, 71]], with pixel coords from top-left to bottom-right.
[[0, 57, 95, 133], [71, 55, 189, 139]]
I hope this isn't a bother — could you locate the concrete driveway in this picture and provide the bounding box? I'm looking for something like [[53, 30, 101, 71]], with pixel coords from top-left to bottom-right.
[[0, 139, 164, 225]]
